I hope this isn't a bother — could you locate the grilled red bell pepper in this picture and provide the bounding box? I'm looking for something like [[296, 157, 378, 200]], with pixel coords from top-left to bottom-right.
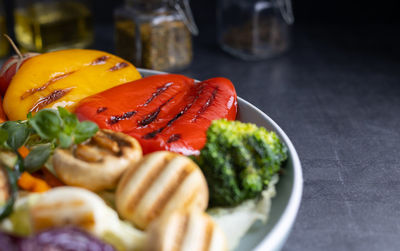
[[75, 74, 237, 155]]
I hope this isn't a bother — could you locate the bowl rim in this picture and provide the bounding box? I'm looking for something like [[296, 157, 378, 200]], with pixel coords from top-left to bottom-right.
[[138, 68, 303, 251], [238, 98, 303, 251]]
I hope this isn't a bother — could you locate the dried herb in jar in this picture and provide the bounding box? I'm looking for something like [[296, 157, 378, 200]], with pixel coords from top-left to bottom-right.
[[114, 0, 197, 71]]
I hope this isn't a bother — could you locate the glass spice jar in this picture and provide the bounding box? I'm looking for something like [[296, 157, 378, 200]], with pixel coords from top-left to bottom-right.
[[114, 0, 198, 71], [217, 0, 294, 60], [13, 0, 94, 53]]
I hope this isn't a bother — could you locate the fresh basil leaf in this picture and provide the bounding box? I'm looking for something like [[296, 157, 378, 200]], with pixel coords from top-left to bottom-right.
[[24, 143, 52, 173], [0, 128, 8, 149], [25, 134, 47, 148], [29, 109, 62, 140], [58, 107, 78, 134], [1, 121, 30, 150], [58, 132, 73, 148], [74, 121, 98, 144]]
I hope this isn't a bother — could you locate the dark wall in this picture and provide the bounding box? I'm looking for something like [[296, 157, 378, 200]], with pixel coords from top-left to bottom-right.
[[6, 0, 399, 26], [91, 0, 400, 45], [3, 0, 398, 47], [292, 0, 399, 24]]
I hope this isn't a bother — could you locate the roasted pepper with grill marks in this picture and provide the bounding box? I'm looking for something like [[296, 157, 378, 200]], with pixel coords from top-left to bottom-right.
[[75, 74, 237, 155], [3, 49, 142, 121]]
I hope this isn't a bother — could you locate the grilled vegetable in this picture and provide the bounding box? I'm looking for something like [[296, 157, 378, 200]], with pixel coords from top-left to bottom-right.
[[17, 172, 51, 193], [29, 187, 146, 251], [194, 119, 287, 207], [116, 151, 208, 230], [0, 227, 117, 251], [53, 129, 142, 191], [0, 35, 39, 97], [3, 49, 142, 121], [0, 54, 38, 97], [75, 74, 237, 155], [146, 209, 227, 251], [0, 97, 6, 123], [30, 186, 114, 234]]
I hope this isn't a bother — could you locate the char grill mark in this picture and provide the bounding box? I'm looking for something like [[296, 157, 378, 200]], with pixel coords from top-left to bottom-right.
[[146, 166, 192, 223], [91, 55, 110, 65], [142, 82, 173, 107], [143, 85, 205, 139], [176, 214, 190, 250], [29, 88, 72, 112], [203, 218, 214, 251], [109, 62, 129, 71], [142, 105, 188, 139], [143, 128, 163, 140], [138, 97, 174, 127], [126, 156, 174, 212], [21, 71, 74, 100], [138, 109, 161, 127], [107, 110, 137, 125], [167, 134, 181, 143], [96, 107, 107, 113], [191, 87, 218, 122]]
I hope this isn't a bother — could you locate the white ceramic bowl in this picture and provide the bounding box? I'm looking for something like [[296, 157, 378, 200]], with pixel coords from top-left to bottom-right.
[[139, 69, 303, 251]]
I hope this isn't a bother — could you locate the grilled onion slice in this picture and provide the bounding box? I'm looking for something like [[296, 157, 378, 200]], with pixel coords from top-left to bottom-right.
[[116, 151, 209, 230], [53, 129, 142, 191]]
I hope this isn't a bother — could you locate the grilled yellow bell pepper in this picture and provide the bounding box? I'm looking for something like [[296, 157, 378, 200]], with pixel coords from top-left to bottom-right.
[[3, 49, 141, 121]]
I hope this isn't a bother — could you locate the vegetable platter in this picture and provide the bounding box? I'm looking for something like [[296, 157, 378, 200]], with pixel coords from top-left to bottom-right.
[[0, 48, 302, 251]]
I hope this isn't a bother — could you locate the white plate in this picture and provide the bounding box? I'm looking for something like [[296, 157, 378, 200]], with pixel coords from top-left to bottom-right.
[[139, 69, 303, 251]]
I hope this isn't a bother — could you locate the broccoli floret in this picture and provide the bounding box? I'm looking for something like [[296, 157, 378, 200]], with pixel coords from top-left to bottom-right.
[[194, 119, 287, 207]]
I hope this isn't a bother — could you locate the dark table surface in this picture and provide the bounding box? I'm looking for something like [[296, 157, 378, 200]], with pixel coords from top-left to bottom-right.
[[2, 23, 400, 250], [181, 24, 400, 251]]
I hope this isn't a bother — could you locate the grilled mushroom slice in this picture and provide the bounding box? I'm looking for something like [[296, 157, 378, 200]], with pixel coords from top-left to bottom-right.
[[53, 129, 142, 191], [146, 209, 228, 251], [116, 151, 209, 230]]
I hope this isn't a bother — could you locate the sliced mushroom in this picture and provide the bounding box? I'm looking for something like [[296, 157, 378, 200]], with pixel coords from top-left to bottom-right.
[[53, 129, 142, 191], [116, 151, 209, 230], [145, 209, 228, 251]]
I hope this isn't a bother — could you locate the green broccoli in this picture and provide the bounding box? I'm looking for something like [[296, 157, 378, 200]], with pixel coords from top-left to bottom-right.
[[194, 119, 287, 207]]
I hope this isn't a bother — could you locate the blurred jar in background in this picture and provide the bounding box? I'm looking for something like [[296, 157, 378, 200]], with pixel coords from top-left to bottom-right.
[[0, 0, 9, 57], [114, 0, 198, 71], [14, 0, 93, 53], [217, 0, 294, 60]]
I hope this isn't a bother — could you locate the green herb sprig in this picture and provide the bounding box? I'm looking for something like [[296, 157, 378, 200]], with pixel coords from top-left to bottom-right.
[[0, 107, 98, 173], [0, 107, 98, 219]]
